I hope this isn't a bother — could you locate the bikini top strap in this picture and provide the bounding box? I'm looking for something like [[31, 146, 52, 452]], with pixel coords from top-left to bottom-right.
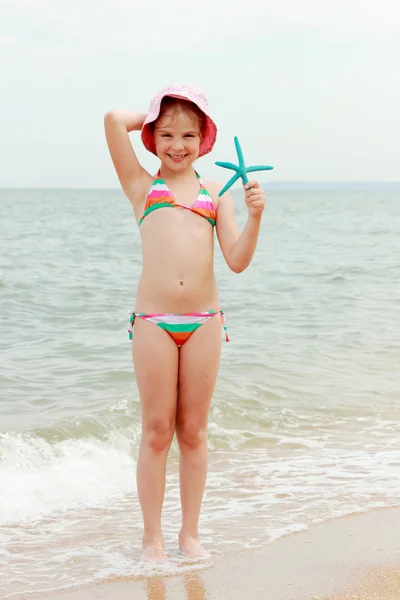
[[195, 170, 205, 187], [195, 171, 213, 198]]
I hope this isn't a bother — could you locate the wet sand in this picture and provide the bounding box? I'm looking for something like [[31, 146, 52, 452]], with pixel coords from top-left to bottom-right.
[[17, 507, 400, 600]]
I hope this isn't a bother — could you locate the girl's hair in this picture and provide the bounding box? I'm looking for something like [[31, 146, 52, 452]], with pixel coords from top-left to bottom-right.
[[150, 97, 206, 138]]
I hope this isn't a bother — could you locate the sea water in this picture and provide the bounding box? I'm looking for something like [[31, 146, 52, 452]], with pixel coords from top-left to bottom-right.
[[0, 187, 399, 598]]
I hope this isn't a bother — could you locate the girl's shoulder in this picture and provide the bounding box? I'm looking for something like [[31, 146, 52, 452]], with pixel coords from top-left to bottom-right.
[[202, 178, 235, 209]]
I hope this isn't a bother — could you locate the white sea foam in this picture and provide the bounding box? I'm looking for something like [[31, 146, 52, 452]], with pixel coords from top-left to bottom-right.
[[0, 432, 136, 525]]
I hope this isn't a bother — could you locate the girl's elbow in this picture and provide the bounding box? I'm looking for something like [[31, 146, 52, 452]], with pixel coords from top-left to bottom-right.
[[229, 262, 246, 274], [104, 110, 117, 124]]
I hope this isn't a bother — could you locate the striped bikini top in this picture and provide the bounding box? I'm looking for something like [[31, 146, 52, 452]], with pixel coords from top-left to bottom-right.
[[139, 171, 217, 227]]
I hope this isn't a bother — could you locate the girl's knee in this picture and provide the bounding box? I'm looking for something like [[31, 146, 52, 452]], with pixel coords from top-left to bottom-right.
[[176, 421, 207, 450], [143, 418, 175, 453]]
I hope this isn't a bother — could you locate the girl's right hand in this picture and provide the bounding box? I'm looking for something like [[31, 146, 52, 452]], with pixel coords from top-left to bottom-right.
[[243, 181, 266, 219]]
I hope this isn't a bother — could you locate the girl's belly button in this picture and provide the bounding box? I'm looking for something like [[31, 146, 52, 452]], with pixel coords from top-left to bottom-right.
[[179, 279, 184, 286]]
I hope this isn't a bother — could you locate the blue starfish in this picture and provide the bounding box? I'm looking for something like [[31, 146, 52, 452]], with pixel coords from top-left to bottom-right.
[[215, 136, 274, 197]]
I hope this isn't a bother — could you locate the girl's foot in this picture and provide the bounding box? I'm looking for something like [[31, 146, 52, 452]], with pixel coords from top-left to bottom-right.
[[179, 533, 209, 559], [141, 536, 166, 562]]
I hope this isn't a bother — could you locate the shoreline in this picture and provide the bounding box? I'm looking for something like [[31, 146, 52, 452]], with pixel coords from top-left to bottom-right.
[[9, 506, 399, 600]]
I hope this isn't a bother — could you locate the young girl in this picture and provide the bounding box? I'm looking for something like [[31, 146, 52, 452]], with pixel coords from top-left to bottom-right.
[[104, 83, 265, 561]]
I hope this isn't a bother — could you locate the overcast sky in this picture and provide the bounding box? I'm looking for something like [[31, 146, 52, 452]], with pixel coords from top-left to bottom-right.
[[1, 0, 399, 188]]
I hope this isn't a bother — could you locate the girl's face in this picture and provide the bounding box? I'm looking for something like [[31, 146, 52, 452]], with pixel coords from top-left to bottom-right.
[[154, 109, 202, 170]]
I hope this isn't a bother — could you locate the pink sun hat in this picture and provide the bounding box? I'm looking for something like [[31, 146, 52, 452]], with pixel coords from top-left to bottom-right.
[[141, 83, 217, 158]]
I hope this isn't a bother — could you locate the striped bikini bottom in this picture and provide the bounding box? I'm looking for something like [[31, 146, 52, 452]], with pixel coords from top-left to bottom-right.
[[128, 309, 229, 347]]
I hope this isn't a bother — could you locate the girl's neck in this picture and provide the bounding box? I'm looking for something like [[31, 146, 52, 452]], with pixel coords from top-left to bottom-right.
[[159, 163, 196, 183]]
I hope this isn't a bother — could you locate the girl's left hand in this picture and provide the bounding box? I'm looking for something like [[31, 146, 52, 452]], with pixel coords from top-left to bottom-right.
[[243, 181, 266, 218]]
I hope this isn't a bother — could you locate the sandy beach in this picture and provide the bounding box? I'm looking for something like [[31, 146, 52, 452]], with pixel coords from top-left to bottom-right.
[[11, 507, 396, 600]]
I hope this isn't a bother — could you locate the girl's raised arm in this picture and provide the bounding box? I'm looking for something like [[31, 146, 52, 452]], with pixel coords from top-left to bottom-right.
[[104, 110, 151, 205]]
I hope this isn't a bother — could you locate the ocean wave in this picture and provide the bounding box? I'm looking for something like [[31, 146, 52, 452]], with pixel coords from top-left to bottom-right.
[[0, 431, 137, 526]]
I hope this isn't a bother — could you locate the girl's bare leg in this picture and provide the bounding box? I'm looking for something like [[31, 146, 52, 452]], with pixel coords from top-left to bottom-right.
[[133, 318, 179, 560], [176, 316, 221, 557]]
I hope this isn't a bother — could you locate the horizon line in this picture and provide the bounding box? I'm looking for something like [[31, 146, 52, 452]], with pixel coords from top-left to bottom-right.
[[1, 181, 399, 191]]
